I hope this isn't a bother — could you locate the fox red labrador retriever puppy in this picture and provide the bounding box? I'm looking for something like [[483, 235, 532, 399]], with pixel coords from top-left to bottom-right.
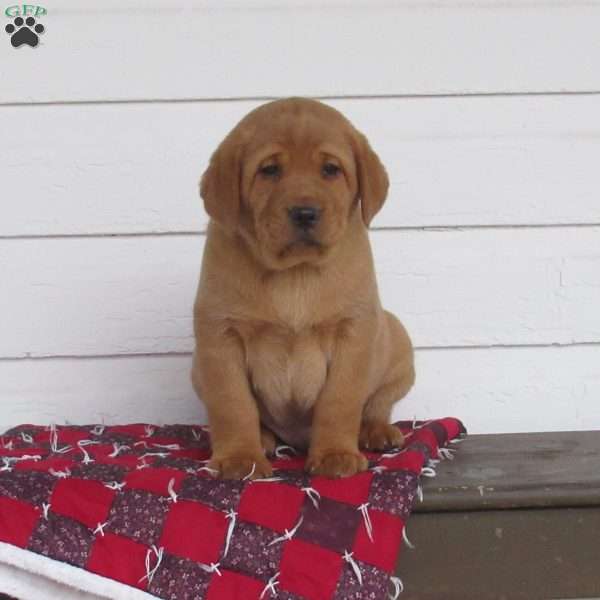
[[192, 97, 415, 479]]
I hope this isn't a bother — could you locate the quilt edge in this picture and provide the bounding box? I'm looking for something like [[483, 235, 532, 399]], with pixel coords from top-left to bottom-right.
[[0, 541, 156, 600]]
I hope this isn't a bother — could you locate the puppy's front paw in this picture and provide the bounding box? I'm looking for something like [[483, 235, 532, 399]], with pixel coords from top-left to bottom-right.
[[306, 449, 368, 478], [210, 452, 273, 480], [359, 421, 405, 451]]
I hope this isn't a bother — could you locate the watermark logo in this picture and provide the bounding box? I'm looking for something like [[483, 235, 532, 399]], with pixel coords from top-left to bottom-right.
[[4, 5, 46, 47]]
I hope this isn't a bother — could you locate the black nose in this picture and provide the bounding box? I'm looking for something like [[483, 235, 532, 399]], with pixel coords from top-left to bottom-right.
[[288, 206, 320, 230]]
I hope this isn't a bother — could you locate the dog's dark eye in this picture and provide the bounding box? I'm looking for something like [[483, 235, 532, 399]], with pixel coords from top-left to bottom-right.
[[322, 163, 341, 178], [259, 164, 281, 178]]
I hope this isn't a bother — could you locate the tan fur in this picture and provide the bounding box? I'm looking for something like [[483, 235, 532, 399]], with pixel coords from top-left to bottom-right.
[[192, 97, 415, 479]]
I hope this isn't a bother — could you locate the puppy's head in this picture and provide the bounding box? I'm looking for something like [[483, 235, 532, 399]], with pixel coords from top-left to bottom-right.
[[200, 97, 388, 270]]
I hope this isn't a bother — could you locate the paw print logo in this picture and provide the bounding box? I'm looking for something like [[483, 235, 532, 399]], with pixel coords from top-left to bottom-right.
[[5, 16, 45, 48]]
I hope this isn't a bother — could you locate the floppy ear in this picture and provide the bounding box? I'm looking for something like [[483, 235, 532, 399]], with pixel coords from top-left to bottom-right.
[[352, 130, 389, 227], [199, 132, 245, 232]]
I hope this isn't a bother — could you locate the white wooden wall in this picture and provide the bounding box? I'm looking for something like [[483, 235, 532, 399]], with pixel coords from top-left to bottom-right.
[[1, 0, 599, 435]]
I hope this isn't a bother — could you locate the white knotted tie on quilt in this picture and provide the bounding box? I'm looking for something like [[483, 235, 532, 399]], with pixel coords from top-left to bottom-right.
[[260, 571, 280, 598], [223, 509, 237, 557], [268, 515, 304, 546], [357, 503, 374, 542], [389, 575, 404, 599], [342, 550, 363, 586], [138, 545, 164, 585]]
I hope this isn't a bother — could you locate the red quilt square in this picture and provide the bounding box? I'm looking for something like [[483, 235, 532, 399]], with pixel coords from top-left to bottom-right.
[[205, 569, 264, 600], [85, 443, 117, 459], [271, 456, 306, 471], [409, 428, 438, 453], [51, 478, 115, 529], [87, 532, 148, 589], [171, 448, 211, 461], [238, 482, 304, 533], [379, 449, 424, 473], [160, 500, 227, 564], [125, 467, 185, 497], [438, 417, 462, 441], [0, 497, 39, 547], [48, 428, 92, 446], [353, 508, 403, 572], [311, 470, 373, 506], [279, 539, 342, 600]]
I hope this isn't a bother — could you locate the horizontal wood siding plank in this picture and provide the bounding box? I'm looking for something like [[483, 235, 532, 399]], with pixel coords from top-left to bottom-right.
[[401, 345, 600, 434], [0, 227, 598, 358], [1, 344, 598, 433], [3, 95, 600, 236], [1, 2, 599, 103], [0, 355, 202, 434]]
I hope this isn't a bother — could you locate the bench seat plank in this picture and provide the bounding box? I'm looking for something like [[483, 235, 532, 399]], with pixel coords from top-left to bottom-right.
[[416, 431, 600, 512]]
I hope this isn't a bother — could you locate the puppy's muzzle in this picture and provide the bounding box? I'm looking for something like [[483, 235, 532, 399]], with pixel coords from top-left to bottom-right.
[[288, 205, 321, 231]]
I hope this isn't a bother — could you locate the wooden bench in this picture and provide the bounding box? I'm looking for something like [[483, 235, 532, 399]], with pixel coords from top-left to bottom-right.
[[397, 431, 600, 599]]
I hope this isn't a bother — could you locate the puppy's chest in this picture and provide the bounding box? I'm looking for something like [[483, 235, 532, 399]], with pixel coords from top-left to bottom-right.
[[244, 324, 332, 429], [266, 268, 325, 330]]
